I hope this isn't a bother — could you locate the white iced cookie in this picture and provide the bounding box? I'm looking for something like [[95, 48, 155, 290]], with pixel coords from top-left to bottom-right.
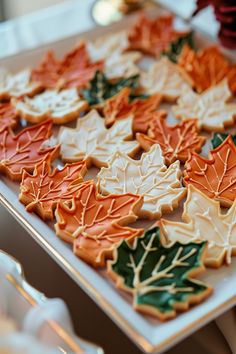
[[172, 79, 236, 131], [97, 144, 186, 219], [57, 110, 139, 167], [140, 57, 191, 102], [13, 88, 88, 124], [160, 185, 236, 268], [87, 31, 129, 61], [0, 68, 41, 100], [87, 31, 141, 79]]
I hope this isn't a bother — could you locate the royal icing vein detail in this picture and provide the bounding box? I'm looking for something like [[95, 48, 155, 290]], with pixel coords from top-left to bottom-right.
[[98, 144, 186, 219], [173, 79, 236, 131], [57, 110, 139, 167], [160, 185, 236, 267], [13, 88, 87, 124]]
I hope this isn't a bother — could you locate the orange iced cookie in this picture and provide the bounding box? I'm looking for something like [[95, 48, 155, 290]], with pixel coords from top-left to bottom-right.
[[137, 111, 206, 165], [128, 14, 188, 57], [55, 181, 143, 267], [31, 43, 104, 90], [20, 151, 87, 220], [184, 135, 236, 207], [103, 87, 162, 133], [0, 120, 57, 180], [0, 103, 19, 133]]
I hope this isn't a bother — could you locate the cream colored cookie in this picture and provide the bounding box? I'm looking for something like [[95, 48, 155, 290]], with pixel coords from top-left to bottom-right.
[[13, 88, 88, 124], [98, 144, 186, 219], [173, 79, 236, 131], [57, 110, 140, 167], [140, 57, 191, 102], [87, 31, 129, 61], [0, 68, 41, 100], [160, 185, 236, 268], [105, 52, 141, 79]]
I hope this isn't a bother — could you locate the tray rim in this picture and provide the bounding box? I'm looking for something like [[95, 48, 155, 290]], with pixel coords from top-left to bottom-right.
[[1, 7, 236, 354], [0, 248, 104, 354]]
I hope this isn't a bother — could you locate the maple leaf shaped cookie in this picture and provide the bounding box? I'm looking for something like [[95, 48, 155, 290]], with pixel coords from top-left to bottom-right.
[[0, 120, 57, 180], [31, 44, 104, 90], [19, 152, 87, 220], [160, 185, 236, 267], [55, 181, 143, 267], [57, 110, 139, 167], [0, 68, 41, 100], [0, 103, 19, 133], [137, 112, 206, 164], [108, 226, 212, 320], [97, 144, 186, 219], [173, 79, 236, 131], [178, 45, 233, 93], [140, 57, 190, 102], [81, 71, 139, 107], [87, 32, 141, 79], [162, 32, 195, 63], [13, 88, 88, 124], [184, 135, 236, 207], [104, 87, 162, 133], [128, 14, 188, 57]]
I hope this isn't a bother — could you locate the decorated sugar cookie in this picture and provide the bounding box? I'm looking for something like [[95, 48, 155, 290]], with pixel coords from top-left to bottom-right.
[[0, 68, 41, 100], [108, 226, 212, 320], [173, 79, 236, 131], [20, 151, 87, 220], [137, 112, 205, 164], [160, 185, 236, 267], [162, 32, 194, 63], [31, 44, 104, 90], [57, 110, 139, 167], [0, 103, 19, 132], [128, 14, 188, 57], [97, 144, 186, 219], [81, 71, 139, 107], [13, 88, 88, 124], [178, 45, 236, 93], [55, 181, 143, 267], [211, 132, 236, 149], [140, 57, 190, 102], [184, 136, 236, 207], [0, 120, 57, 180], [104, 87, 162, 133], [87, 32, 141, 79]]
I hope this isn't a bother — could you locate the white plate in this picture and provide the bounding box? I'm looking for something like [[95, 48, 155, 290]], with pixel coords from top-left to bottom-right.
[[0, 7, 236, 354]]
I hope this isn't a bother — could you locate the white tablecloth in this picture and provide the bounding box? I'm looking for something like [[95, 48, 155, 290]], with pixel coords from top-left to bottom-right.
[[0, 1, 234, 353]]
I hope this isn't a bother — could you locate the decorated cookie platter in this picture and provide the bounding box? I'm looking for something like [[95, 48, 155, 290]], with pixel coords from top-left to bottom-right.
[[1, 6, 236, 354]]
